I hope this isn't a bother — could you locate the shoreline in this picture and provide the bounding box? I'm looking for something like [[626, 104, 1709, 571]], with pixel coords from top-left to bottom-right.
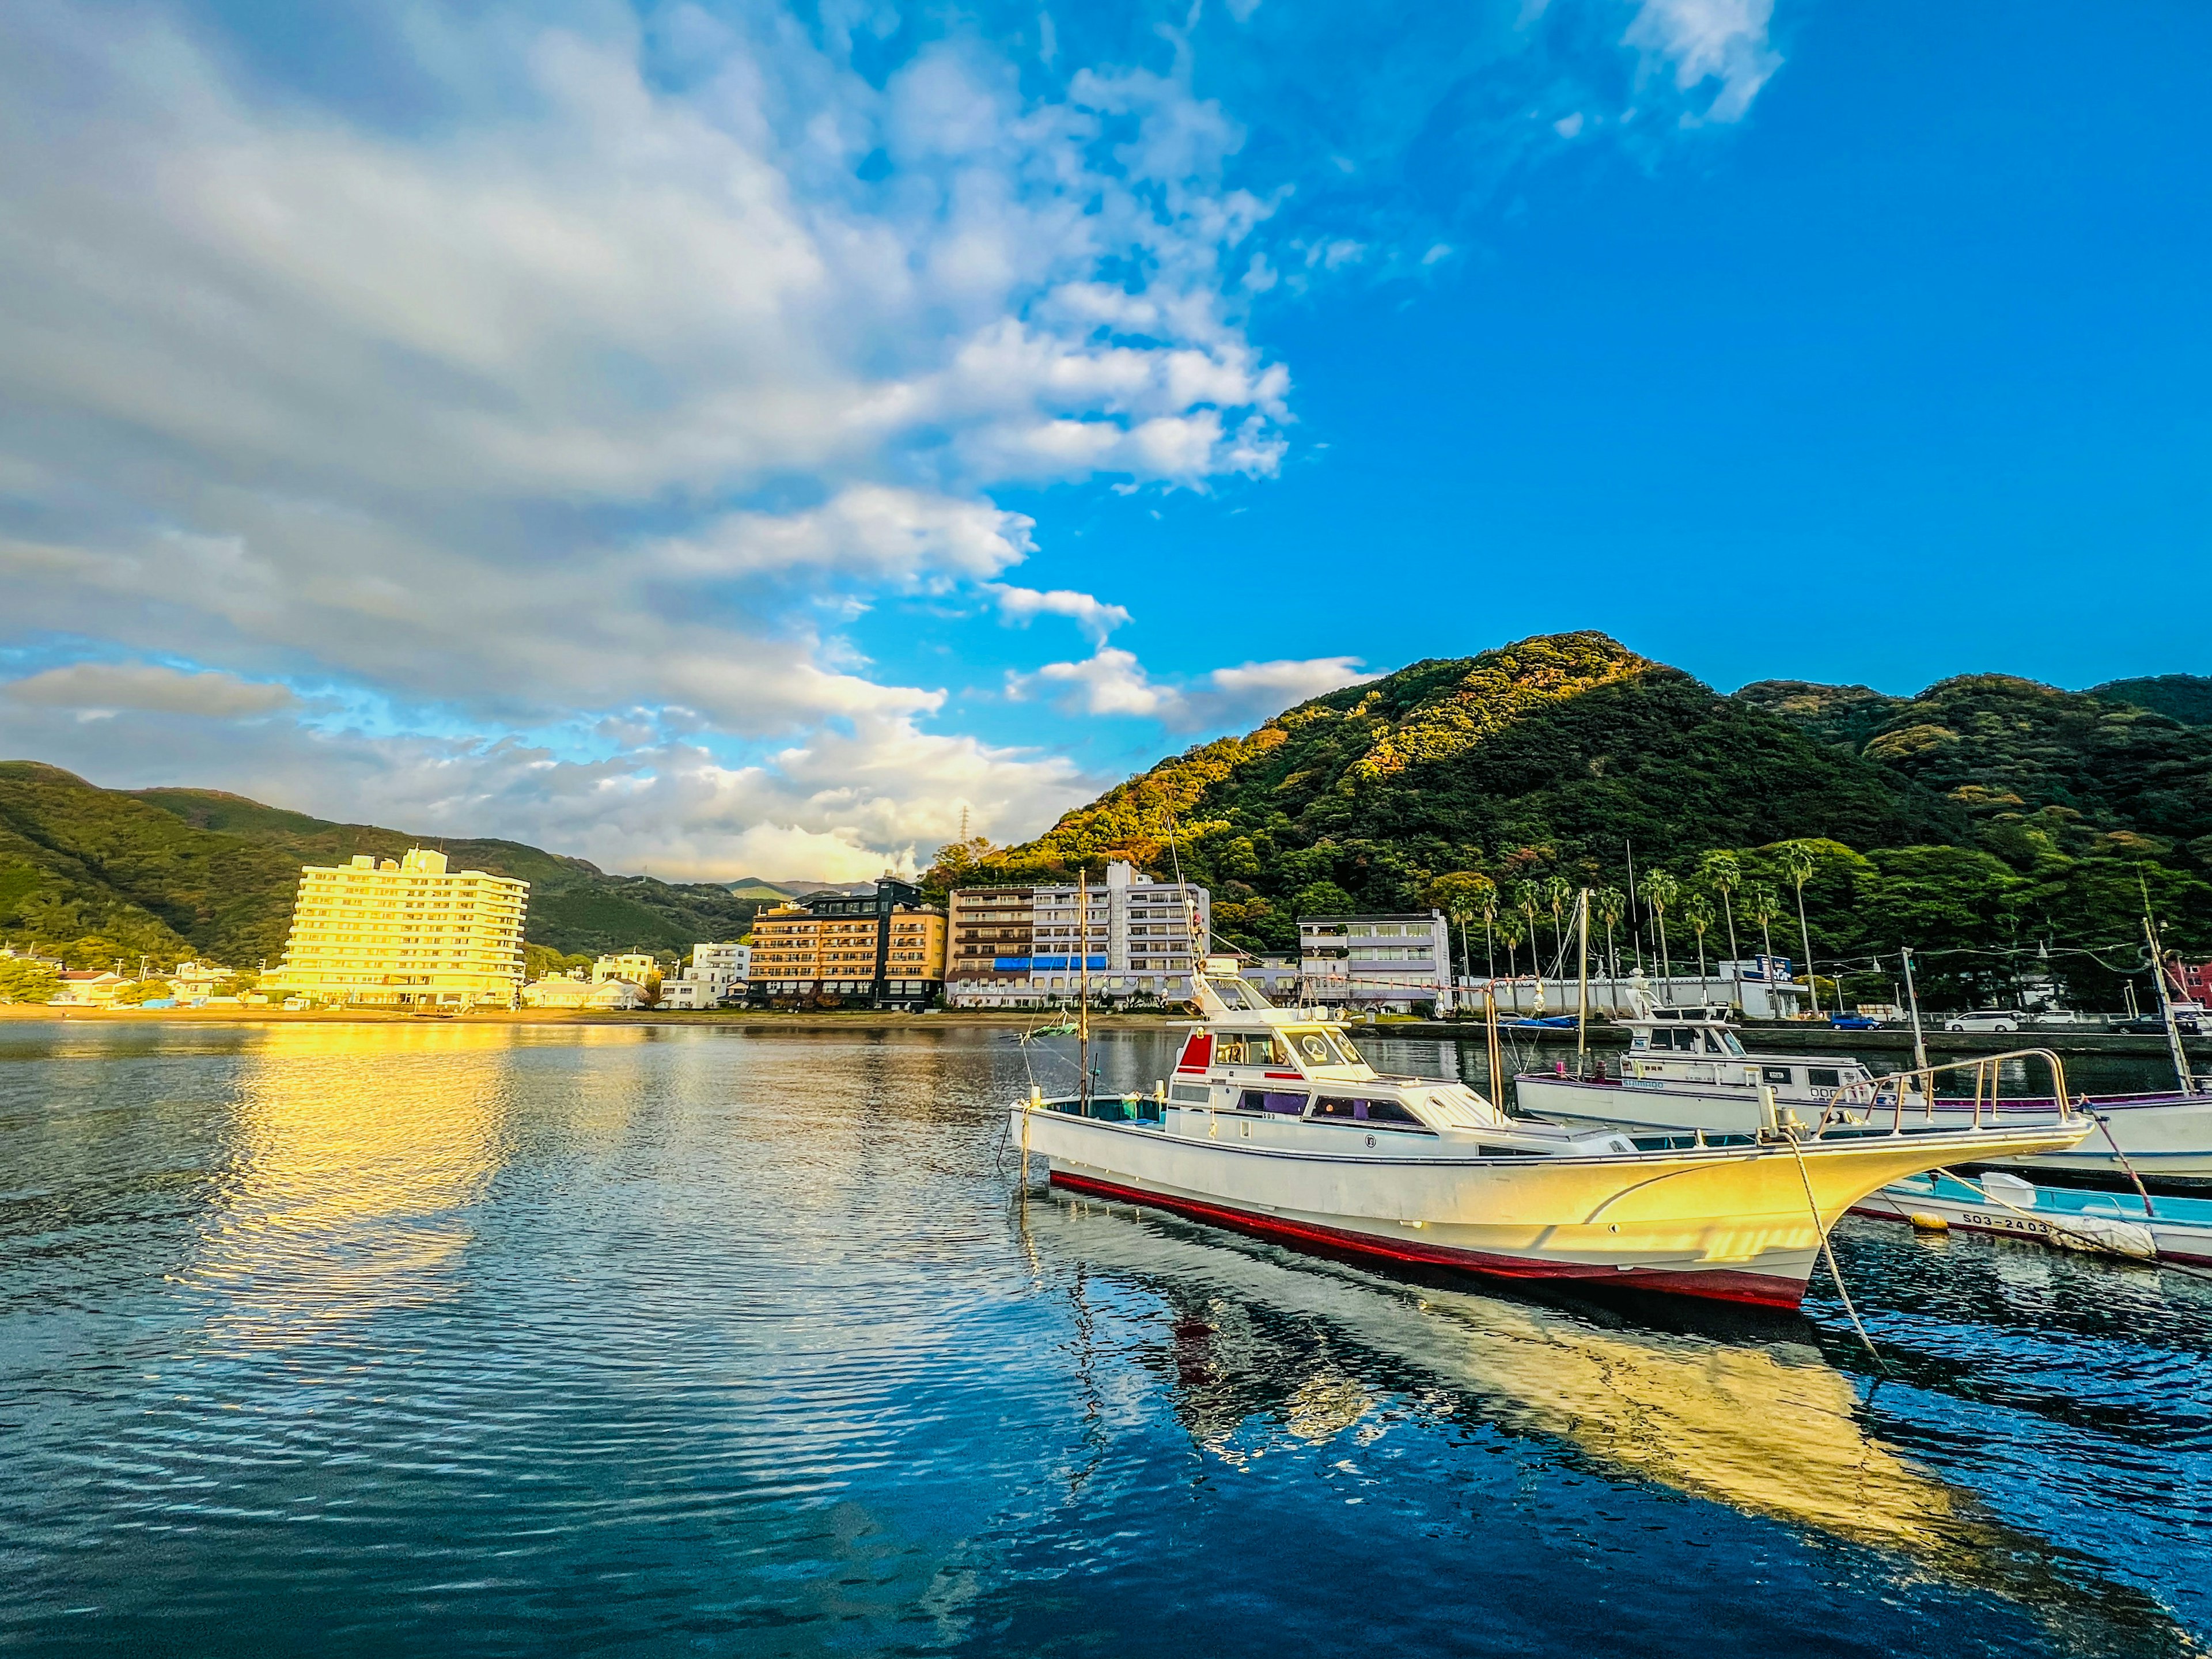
[[2, 1002, 2203, 1057]]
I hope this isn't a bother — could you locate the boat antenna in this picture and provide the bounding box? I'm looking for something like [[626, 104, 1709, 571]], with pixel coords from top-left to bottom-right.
[[2140, 872, 2195, 1096], [1575, 887, 1590, 1074], [1078, 862, 1092, 1109]]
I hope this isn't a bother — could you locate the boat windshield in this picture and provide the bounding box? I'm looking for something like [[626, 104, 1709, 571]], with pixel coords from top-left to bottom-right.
[[1717, 1029, 1745, 1056], [1285, 1025, 1362, 1067]]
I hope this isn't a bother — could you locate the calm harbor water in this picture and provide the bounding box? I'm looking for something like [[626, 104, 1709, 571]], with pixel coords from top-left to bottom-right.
[[2, 1021, 2209, 1657]]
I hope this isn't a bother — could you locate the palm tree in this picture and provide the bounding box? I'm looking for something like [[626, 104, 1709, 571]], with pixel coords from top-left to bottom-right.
[[1745, 884, 1783, 1008], [1643, 868, 1680, 988], [1683, 894, 1716, 1001], [1781, 841, 1821, 1017], [1542, 874, 1573, 969], [1426, 872, 1496, 1001], [1512, 882, 1543, 980], [1698, 849, 1743, 984], [1498, 912, 1527, 987], [1592, 886, 1627, 1006]]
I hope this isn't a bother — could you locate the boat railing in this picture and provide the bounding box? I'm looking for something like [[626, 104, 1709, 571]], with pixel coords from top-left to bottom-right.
[[1825, 1048, 2075, 1138]]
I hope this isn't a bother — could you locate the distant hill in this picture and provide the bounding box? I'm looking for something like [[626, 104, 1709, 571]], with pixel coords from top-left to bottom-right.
[[1738, 673, 2212, 857], [0, 763, 762, 968], [2093, 674, 2212, 729], [938, 632, 2212, 1006]]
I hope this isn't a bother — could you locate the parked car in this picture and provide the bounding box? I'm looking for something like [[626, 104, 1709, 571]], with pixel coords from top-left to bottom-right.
[[1829, 1013, 1883, 1030], [2119, 1013, 2203, 1036], [1944, 1010, 2024, 1033]]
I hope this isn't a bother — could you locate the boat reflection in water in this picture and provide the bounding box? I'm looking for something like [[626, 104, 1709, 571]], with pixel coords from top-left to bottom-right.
[[1021, 1190, 2197, 1658], [184, 1024, 541, 1341]]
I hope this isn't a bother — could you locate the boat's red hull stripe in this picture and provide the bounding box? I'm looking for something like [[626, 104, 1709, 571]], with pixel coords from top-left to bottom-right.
[[1048, 1170, 1806, 1309]]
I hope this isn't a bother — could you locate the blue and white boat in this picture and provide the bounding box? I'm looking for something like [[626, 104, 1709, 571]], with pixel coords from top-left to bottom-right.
[[1850, 1169, 2212, 1266]]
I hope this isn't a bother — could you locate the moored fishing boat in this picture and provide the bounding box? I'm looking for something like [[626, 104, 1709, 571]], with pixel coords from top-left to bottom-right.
[[1012, 960, 2091, 1310], [1514, 1003, 2212, 1185], [1850, 1169, 2212, 1266]]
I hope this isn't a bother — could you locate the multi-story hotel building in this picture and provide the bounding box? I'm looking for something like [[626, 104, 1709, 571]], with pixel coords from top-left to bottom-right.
[[263, 848, 529, 1009], [746, 878, 945, 1009], [945, 861, 1210, 1007]]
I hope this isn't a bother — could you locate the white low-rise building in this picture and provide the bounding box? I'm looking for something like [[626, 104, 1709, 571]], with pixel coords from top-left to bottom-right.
[[1300, 912, 1452, 1012], [1468, 960, 1810, 1020], [592, 953, 660, 985], [523, 972, 645, 1010]]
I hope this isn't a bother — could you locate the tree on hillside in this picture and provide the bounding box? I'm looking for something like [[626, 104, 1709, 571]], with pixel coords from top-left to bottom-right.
[[1294, 881, 1357, 919], [0, 960, 59, 1003], [1781, 842, 1821, 1015], [1699, 850, 1743, 965]]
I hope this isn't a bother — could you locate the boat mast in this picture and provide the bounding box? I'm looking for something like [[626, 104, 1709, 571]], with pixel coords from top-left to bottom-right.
[[1078, 864, 1092, 1108], [1900, 945, 1930, 1074], [1575, 887, 1590, 1074], [2142, 894, 2195, 1096], [1485, 980, 1505, 1110]]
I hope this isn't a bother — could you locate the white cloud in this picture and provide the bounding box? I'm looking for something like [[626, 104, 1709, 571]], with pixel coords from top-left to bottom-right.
[[1010, 646, 1374, 732], [1623, 0, 1781, 124], [987, 584, 1133, 644], [0, 695, 1096, 882], [3, 662, 297, 718], [0, 6, 1289, 743]]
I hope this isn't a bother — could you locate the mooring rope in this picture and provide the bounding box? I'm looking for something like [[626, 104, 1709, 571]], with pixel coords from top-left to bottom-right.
[[1783, 1131, 1890, 1375]]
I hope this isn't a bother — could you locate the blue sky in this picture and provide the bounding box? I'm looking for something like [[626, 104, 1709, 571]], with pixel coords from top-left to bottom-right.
[[2, 0, 2205, 877]]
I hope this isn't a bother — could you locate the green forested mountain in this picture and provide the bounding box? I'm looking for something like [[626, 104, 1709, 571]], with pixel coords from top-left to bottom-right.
[[935, 634, 2212, 1009], [2092, 674, 2212, 729], [0, 763, 760, 969]]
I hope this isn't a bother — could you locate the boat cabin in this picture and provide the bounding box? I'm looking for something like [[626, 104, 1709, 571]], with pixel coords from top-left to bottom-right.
[[1620, 1006, 1891, 1110], [1130, 960, 1630, 1157]]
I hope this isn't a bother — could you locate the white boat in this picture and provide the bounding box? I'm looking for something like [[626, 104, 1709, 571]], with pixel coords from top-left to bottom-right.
[[1514, 1004, 2212, 1182], [1013, 961, 2090, 1310], [1850, 1169, 2212, 1267]]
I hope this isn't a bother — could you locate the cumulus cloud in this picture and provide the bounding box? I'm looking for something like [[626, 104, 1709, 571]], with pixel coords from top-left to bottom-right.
[[1010, 646, 1373, 733], [1623, 0, 1782, 124], [0, 0, 1777, 874], [0, 694, 1096, 882], [0, 6, 1288, 732], [987, 584, 1133, 644], [3, 662, 297, 718]]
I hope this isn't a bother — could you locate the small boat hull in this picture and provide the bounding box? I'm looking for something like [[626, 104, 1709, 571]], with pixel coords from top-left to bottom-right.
[[1516, 1075, 2212, 1181], [1019, 1105, 2090, 1310], [1851, 1172, 2212, 1266]]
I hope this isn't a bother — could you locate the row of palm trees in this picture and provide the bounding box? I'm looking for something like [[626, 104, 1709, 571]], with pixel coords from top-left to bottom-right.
[[1427, 846, 1828, 1013]]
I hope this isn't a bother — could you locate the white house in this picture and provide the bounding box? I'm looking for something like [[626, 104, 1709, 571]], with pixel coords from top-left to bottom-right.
[[523, 972, 644, 1010]]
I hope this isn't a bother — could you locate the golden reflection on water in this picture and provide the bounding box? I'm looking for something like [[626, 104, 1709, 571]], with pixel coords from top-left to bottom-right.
[[184, 1024, 578, 1342], [1039, 1198, 2195, 1655]]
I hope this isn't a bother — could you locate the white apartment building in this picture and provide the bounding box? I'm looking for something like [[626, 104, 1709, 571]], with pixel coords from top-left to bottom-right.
[[592, 952, 660, 984], [946, 861, 1211, 1007], [655, 945, 749, 1009], [1300, 911, 1453, 1011]]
